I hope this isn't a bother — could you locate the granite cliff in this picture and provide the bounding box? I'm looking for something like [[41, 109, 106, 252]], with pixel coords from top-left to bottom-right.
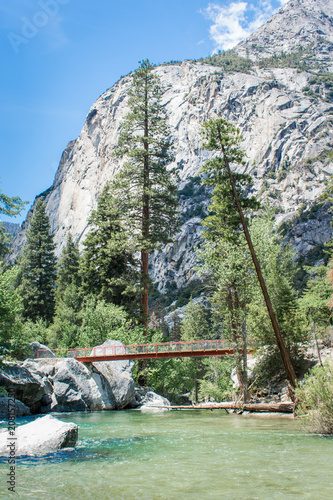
[[11, 0, 333, 297]]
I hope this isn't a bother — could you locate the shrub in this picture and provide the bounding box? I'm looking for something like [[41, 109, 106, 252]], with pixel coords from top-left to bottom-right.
[[296, 360, 333, 434]]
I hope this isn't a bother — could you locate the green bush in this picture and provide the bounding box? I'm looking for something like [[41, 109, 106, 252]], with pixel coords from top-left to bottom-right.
[[296, 360, 333, 434]]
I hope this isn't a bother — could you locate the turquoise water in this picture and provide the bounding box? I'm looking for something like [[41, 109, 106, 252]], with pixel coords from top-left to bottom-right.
[[1, 410, 333, 499]]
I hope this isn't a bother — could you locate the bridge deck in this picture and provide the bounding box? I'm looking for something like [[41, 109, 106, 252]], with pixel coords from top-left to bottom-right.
[[37, 339, 256, 362]]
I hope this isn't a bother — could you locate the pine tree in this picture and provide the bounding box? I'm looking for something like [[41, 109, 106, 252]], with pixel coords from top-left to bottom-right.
[[18, 198, 56, 323], [200, 118, 297, 388], [113, 59, 180, 327], [56, 233, 80, 295], [80, 182, 139, 311], [49, 233, 82, 348]]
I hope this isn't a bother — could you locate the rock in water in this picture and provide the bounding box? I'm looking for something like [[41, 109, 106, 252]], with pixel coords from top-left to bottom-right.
[[0, 362, 53, 413], [0, 415, 78, 457], [0, 395, 31, 418], [0, 340, 135, 413], [139, 391, 171, 412], [90, 340, 135, 410]]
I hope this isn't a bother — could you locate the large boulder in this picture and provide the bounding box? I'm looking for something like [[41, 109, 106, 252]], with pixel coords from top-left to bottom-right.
[[0, 340, 135, 413], [0, 395, 31, 418], [0, 362, 52, 413], [90, 340, 135, 410], [0, 415, 78, 457]]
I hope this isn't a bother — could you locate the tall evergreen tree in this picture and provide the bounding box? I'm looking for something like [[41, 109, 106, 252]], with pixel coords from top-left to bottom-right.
[[113, 59, 180, 326], [56, 233, 80, 295], [80, 182, 139, 311], [49, 233, 82, 348], [18, 198, 56, 323]]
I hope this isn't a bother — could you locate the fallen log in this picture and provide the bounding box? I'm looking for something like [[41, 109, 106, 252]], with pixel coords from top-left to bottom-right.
[[148, 402, 294, 413]]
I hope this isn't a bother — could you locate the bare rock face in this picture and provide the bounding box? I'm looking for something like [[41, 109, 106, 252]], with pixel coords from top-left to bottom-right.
[[0, 415, 78, 457], [11, 0, 333, 292]]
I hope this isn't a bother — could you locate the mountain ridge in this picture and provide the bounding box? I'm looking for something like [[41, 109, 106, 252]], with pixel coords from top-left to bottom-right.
[[11, 0, 333, 296]]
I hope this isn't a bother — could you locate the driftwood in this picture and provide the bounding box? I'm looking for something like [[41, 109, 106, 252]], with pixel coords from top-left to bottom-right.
[[150, 402, 294, 413]]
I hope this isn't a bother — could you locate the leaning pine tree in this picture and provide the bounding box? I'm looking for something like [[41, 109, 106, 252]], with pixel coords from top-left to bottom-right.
[[113, 60, 180, 327], [200, 118, 297, 388], [18, 198, 56, 324]]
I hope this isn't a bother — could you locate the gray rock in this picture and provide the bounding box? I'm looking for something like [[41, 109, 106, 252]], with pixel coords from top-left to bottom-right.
[[29, 341, 56, 359], [139, 391, 171, 412], [0, 362, 50, 413], [0, 415, 78, 457], [91, 340, 135, 410], [0, 395, 31, 418]]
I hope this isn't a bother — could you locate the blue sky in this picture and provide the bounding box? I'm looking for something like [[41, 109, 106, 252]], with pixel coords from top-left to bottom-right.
[[0, 0, 288, 223]]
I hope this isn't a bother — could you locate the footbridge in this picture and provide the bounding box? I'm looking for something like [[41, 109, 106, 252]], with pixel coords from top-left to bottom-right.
[[37, 339, 257, 362]]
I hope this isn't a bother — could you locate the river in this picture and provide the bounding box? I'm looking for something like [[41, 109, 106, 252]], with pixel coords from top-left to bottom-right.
[[1, 410, 333, 499]]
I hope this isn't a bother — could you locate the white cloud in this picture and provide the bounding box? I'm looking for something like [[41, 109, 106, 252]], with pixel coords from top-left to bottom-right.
[[202, 1, 286, 51]]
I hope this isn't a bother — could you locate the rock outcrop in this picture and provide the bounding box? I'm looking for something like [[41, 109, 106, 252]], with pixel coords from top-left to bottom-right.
[[0, 341, 135, 413], [10, 0, 333, 294], [0, 395, 31, 419], [0, 415, 78, 457]]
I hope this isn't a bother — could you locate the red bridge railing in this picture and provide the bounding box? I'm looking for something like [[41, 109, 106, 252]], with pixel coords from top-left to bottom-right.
[[37, 339, 257, 362]]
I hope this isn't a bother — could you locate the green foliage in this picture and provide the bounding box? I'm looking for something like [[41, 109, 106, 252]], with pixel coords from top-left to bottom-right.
[[56, 233, 81, 294], [247, 213, 306, 349], [198, 357, 234, 402], [296, 360, 333, 434], [298, 262, 332, 329], [80, 183, 139, 312], [21, 318, 48, 344], [0, 265, 23, 348], [78, 298, 147, 347], [180, 300, 214, 341], [201, 165, 260, 244], [48, 283, 82, 348], [259, 48, 314, 71], [0, 180, 27, 258], [199, 49, 252, 74], [200, 119, 260, 244], [303, 73, 333, 103], [18, 199, 57, 324], [111, 60, 180, 322], [146, 357, 189, 400]]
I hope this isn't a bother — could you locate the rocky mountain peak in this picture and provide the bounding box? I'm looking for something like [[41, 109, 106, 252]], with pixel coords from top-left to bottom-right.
[[236, 0, 333, 67]]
